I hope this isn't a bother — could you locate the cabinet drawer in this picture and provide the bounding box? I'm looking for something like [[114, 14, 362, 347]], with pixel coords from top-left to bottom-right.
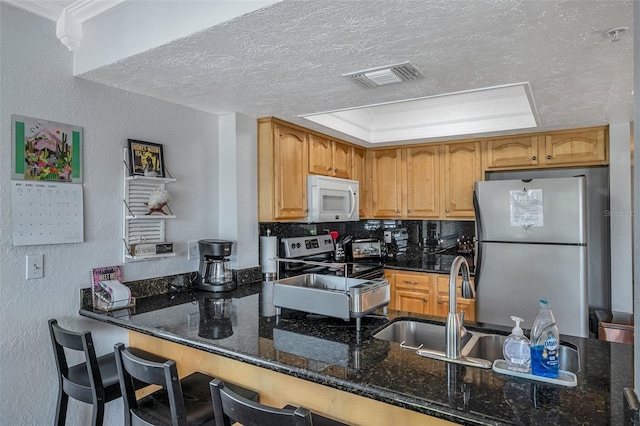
[[394, 272, 432, 291]]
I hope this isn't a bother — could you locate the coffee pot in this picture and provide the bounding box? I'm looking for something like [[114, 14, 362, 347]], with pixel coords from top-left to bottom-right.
[[198, 239, 236, 292]]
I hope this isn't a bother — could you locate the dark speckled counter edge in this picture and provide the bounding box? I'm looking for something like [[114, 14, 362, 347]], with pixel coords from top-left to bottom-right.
[[78, 306, 492, 426]]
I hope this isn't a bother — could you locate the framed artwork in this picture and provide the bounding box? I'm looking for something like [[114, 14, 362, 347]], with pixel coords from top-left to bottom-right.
[[12, 115, 83, 183], [127, 139, 165, 177]]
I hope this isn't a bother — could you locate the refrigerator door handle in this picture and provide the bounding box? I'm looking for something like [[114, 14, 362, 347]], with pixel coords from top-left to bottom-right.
[[473, 190, 483, 289]]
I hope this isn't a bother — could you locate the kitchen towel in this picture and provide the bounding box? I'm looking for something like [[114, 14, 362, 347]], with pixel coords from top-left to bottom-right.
[[260, 235, 278, 276]]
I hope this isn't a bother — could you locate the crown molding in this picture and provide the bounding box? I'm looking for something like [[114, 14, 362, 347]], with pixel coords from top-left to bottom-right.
[[2, 0, 126, 23]]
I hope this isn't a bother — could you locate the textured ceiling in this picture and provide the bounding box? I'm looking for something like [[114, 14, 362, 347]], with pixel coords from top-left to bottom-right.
[[78, 0, 634, 147]]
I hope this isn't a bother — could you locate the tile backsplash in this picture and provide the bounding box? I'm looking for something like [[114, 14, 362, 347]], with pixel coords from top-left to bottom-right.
[[259, 219, 475, 259]]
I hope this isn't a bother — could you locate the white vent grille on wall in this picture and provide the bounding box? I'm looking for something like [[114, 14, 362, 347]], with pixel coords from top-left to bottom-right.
[[343, 62, 424, 88]]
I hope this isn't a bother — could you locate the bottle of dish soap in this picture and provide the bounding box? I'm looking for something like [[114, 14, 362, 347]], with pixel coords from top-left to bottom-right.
[[503, 316, 531, 373], [530, 299, 560, 378]]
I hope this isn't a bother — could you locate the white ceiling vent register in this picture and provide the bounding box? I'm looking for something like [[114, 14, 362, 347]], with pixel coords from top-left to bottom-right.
[[343, 62, 424, 88]]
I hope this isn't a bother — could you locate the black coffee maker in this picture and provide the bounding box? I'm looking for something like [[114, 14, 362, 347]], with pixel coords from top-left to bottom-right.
[[198, 239, 236, 292]]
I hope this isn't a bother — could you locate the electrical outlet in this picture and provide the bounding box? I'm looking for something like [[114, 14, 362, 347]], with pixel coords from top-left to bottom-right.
[[188, 241, 199, 260], [26, 254, 44, 279]]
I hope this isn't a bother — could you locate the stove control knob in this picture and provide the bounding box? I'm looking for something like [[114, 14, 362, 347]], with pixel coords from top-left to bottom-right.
[[296, 243, 301, 248]]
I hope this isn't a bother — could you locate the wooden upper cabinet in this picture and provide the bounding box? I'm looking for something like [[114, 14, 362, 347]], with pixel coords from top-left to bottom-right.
[[308, 134, 332, 176], [483, 136, 541, 170], [405, 145, 441, 218], [332, 141, 351, 178], [442, 141, 481, 219], [351, 147, 368, 218], [273, 124, 308, 220], [543, 127, 607, 166], [371, 149, 403, 218], [308, 135, 351, 179], [482, 127, 608, 171]]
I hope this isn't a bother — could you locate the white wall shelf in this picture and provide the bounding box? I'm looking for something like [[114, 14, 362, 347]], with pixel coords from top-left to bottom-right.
[[122, 148, 176, 262]]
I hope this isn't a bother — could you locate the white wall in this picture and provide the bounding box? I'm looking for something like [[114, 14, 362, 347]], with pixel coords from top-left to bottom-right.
[[609, 122, 633, 313], [218, 113, 259, 269], [0, 4, 222, 424]]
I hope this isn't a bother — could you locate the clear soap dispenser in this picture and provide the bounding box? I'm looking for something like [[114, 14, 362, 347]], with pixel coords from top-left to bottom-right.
[[503, 316, 531, 373]]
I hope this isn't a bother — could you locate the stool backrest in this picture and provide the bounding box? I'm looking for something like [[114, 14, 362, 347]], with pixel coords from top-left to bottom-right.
[[210, 378, 312, 426], [113, 343, 186, 426], [48, 318, 103, 404]]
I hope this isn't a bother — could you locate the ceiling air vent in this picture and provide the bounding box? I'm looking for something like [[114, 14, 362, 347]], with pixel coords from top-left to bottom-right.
[[343, 62, 424, 88]]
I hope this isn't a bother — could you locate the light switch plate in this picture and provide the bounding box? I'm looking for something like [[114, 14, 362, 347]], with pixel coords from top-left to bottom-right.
[[26, 254, 44, 279], [188, 241, 199, 260]]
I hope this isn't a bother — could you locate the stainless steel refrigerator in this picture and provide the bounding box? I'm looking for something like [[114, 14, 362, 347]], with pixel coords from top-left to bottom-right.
[[474, 176, 590, 337]]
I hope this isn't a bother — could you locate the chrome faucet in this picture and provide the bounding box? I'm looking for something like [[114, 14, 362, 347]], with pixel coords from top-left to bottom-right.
[[445, 256, 475, 360]]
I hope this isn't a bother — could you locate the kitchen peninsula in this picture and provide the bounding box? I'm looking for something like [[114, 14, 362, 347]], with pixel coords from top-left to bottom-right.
[[80, 281, 633, 426]]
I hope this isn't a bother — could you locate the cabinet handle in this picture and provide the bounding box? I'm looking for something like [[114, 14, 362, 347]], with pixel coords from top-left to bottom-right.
[[397, 209, 401, 213], [445, 209, 450, 213], [547, 155, 552, 160], [437, 299, 442, 304], [404, 280, 419, 284], [423, 298, 428, 303], [407, 208, 412, 213], [328, 167, 333, 171], [531, 156, 537, 160]]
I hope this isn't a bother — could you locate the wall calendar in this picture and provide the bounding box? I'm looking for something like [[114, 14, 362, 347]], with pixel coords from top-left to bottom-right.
[[11, 180, 84, 246]]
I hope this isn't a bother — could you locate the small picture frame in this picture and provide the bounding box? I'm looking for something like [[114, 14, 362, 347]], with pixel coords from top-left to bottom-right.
[[127, 139, 165, 177]]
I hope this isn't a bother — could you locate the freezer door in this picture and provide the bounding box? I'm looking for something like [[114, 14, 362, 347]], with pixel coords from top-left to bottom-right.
[[475, 177, 587, 244], [476, 242, 588, 337]]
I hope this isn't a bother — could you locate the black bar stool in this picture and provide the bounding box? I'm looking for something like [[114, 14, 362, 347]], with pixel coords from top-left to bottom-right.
[[114, 343, 258, 426], [210, 378, 349, 426], [48, 319, 123, 426]]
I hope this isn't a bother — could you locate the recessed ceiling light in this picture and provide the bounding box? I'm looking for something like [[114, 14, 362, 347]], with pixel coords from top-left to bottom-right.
[[300, 83, 539, 144]]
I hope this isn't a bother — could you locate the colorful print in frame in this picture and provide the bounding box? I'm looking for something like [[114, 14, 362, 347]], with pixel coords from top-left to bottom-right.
[[12, 115, 83, 183], [127, 139, 165, 178]]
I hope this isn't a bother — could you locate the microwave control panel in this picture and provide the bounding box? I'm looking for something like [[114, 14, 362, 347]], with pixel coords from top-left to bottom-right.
[[282, 236, 334, 258]]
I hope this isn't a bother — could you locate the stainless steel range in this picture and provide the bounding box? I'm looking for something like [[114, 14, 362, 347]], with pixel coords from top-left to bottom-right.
[[279, 235, 384, 280], [273, 235, 389, 333]]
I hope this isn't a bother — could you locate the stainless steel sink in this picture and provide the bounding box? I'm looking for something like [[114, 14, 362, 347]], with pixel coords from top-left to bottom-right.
[[372, 320, 473, 352], [373, 319, 581, 373], [463, 334, 580, 373]]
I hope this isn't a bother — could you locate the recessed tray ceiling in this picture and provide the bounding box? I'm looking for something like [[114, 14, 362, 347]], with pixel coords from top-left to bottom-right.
[[300, 82, 539, 144]]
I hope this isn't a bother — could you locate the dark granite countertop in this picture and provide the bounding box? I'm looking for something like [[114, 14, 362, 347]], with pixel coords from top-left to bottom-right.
[[80, 282, 632, 425], [384, 253, 475, 275]]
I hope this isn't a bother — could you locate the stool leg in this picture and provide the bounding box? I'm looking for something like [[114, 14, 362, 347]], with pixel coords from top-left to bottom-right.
[[55, 389, 68, 426], [91, 400, 104, 426]]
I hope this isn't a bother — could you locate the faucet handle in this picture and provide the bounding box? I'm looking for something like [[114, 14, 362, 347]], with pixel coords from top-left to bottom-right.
[[460, 310, 468, 338]]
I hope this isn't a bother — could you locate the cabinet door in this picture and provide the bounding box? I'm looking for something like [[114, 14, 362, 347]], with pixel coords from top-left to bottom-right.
[[442, 141, 481, 218], [384, 270, 396, 310], [543, 128, 607, 166], [308, 134, 332, 176], [483, 136, 540, 170], [371, 149, 403, 218], [405, 145, 440, 218], [274, 124, 308, 220], [436, 296, 476, 321], [332, 141, 351, 179], [394, 272, 434, 314], [351, 147, 368, 218], [395, 290, 432, 315]]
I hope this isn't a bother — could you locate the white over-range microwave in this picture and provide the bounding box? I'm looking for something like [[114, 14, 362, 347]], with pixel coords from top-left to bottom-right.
[[306, 175, 359, 223]]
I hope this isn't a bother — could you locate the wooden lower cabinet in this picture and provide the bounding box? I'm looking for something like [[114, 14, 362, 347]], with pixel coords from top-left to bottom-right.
[[387, 270, 476, 321], [129, 332, 456, 426], [393, 271, 436, 315]]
